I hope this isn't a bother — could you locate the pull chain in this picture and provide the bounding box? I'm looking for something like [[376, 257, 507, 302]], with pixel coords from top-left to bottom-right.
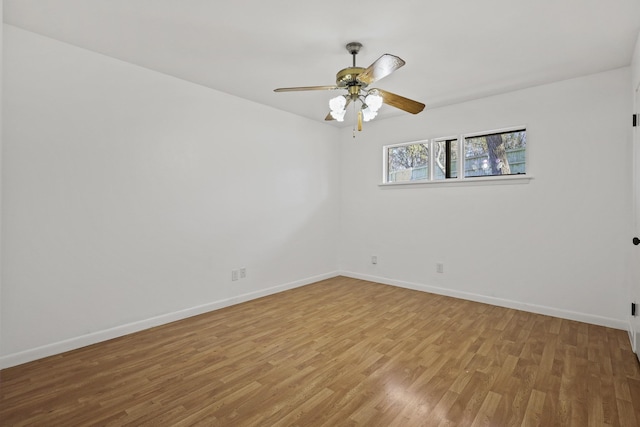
[[352, 101, 356, 138], [352, 101, 358, 138]]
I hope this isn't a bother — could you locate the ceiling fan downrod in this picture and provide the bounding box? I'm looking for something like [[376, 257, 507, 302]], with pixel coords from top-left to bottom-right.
[[346, 42, 362, 67]]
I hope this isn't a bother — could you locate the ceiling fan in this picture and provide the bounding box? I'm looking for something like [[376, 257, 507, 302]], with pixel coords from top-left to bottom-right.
[[274, 42, 426, 131]]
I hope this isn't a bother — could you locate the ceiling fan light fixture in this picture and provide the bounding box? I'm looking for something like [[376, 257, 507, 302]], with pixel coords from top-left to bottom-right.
[[329, 95, 347, 112], [329, 95, 348, 121], [330, 109, 346, 122], [364, 92, 383, 113], [361, 106, 377, 122]]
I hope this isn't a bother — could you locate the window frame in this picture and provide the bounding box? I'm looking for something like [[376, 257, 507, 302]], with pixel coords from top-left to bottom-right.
[[383, 139, 431, 184], [461, 127, 527, 179], [381, 126, 531, 187], [432, 135, 460, 181]]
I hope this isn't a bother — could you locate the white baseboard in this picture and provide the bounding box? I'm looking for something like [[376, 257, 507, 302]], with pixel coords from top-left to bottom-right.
[[0, 271, 340, 370], [341, 271, 627, 331], [2, 271, 627, 369]]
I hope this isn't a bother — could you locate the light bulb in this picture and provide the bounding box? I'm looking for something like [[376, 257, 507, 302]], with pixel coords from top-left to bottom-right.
[[329, 95, 347, 112], [330, 109, 346, 122], [364, 93, 383, 112], [362, 107, 377, 122]]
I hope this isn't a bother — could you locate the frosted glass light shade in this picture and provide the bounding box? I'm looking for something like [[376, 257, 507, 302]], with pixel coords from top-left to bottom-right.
[[364, 93, 383, 112], [362, 107, 377, 122], [329, 95, 347, 112], [330, 109, 346, 122]]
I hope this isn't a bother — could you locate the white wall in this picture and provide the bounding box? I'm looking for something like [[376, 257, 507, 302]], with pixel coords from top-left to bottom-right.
[[339, 67, 632, 329], [633, 32, 640, 93], [0, 26, 341, 367]]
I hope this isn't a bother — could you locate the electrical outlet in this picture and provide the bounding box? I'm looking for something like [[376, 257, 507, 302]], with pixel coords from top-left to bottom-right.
[[232, 270, 239, 281], [371, 256, 378, 265], [240, 267, 246, 279], [436, 263, 444, 273]]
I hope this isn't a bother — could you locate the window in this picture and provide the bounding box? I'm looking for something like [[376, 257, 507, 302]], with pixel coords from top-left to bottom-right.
[[433, 138, 458, 180], [383, 127, 527, 184], [463, 129, 526, 178], [386, 140, 430, 183]]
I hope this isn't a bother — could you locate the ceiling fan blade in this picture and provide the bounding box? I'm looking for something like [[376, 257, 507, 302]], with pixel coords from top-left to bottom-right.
[[274, 85, 339, 92], [373, 88, 425, 114], [357, 54, 405, 85]]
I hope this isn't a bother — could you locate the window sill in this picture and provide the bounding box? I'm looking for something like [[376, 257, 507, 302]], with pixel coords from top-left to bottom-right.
[[379, 175, 533, 188]]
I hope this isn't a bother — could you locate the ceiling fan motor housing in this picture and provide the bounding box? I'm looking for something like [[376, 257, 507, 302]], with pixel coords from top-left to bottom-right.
[[336, 67, 366, 88]]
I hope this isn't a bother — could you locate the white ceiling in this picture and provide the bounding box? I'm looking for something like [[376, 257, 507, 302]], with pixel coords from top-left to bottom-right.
[[4, 0, 640, 127]]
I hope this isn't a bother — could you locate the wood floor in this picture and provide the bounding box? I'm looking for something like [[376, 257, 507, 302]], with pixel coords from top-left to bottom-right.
[[1, 277, 640, 426]]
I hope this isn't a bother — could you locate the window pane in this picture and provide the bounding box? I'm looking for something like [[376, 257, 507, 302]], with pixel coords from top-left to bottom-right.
[[463, 129, 526, 177], [434, 139, 458, 180], [387, 142, 429, 182]]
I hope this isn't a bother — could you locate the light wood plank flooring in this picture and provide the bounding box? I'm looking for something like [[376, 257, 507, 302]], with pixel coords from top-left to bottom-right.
[[1, 276, 640, 426]]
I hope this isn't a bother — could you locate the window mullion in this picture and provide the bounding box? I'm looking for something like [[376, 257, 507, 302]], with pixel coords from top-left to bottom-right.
[[429, 140, 434, 181], [445, 140, 451, 179], [458, 136, 464, 179]]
